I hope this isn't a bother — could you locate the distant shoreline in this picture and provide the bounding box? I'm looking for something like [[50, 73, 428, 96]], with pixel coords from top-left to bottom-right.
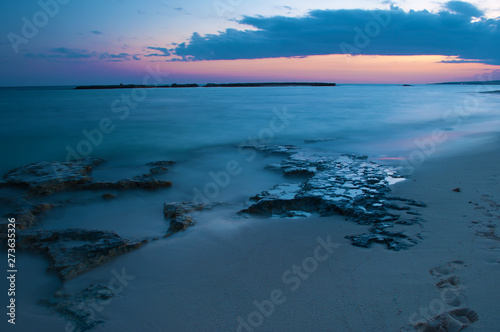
[[74, 82, 337, 90], [434, 80, 500, 85]]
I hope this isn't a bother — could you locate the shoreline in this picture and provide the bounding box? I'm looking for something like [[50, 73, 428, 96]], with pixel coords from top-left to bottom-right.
[[2, 137, 499, 331], [90, 142, 500, 331]]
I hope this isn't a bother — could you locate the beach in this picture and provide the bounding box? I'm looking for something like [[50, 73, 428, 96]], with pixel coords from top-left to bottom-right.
[[86, 141, 499, 331], [1, 85, 499, 331], [4, 138, 500, 332]]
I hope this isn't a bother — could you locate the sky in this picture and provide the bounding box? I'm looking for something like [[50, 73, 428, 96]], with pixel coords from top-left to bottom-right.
[[1, 0, 499, 85]]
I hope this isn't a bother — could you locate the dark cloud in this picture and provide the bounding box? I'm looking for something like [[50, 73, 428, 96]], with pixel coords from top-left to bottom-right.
[[90, 30, 104, 35], [444, 1, 484, 17], [145, 46, 171, 57], [49, 47, 95, 59], [25, 48, 136, 62], [173, 2, 499, 65], [99, 52, 131, 60]]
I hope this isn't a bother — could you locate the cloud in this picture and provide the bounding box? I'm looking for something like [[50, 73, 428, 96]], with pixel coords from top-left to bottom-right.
[[173, 2, 500, 65], [440, 59, 482, 63], [48, 47, 96, 59], [145, 46, 171, 57], [90, 30, 104, 35], [99, 52, 131, 60], [25, 48, 137, 62], [444, 1, 484, 18]]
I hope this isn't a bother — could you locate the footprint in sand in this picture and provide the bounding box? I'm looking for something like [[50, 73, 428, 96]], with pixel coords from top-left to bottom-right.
[[429, 260, 465, 279], [436, 275, 460, 289], [415, 308, 479, 332], [479, 194, 500, 216], [474, 205, 494, 218], [413, 261, 479, 331], [435, 275, 464, 307]]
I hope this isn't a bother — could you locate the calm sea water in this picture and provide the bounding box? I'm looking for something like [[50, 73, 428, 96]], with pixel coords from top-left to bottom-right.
[[1, 84, 499, 175], [1, 83, 499, 332]]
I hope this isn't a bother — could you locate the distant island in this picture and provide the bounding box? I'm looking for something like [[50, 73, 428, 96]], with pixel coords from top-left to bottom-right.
[[75, 82, 336, 90], [435, 80, 500, 85], [203, 82, 336, 87], [75, 83, 199, 89]]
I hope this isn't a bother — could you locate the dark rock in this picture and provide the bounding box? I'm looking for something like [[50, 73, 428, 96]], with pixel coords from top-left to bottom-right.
[[102, 193, 115, 200], [146, 161, 176, 167], [18, 229, 148, 279], [346, 231, 417, 251], [240, 145, 423, 250], [396, 217, 424, 225], [163, 202, 208, 234], [39, 284, 115, 331], [0, 158, 104, 195], [452, 187, 461, 192], [406, 211, 421, 216], [83, 177, 172, 191], [304, 138, 336, 144], [149, 166, 168, 175], [1, 201, 55, 237], [0, 158, 174, 195]]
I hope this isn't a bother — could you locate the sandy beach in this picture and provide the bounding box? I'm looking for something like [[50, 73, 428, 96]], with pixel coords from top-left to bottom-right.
[[1, 84, 499, 332], [8, 137, 494, 332]]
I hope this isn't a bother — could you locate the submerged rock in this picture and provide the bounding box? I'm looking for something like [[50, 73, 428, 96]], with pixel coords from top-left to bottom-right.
[[146, 160, 176, 175], [102, 193, 115, 200], [18, 229, 148, 279], [1, 158, 104, 195], [304, 138, 336, 144], [163, 202, 208, 234], [0, 158, 174, 195], [0, 195, 55, 236], [83, 176, 172, 190], [39, 284, 115, 331], [240, 145, 425, 250], [146, 160, 176, 167]]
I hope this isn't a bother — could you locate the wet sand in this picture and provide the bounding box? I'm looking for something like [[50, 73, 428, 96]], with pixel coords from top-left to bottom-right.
[[3, 140, 500, 331], [74, 141, 500, 331]]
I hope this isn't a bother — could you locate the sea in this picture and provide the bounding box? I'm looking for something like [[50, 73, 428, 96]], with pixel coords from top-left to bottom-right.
[[1, 84, 499, 174], [1, 84, 499, 330]]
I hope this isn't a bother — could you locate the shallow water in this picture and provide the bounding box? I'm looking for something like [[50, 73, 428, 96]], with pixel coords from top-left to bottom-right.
[[1, 84, 499, 330], [2, 84, 499, 228], [1, 84, 499, 174], [2, 84, 499, 230]]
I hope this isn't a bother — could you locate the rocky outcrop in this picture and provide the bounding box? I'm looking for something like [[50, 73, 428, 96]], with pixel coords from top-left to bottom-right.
[[0, 194, 55, 237], [12, 200, 210, 280], [0, 158, 174, 195], [18, 229, 148, 280], [1, 158, 104, 195], [240, 145, 425, 250]]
